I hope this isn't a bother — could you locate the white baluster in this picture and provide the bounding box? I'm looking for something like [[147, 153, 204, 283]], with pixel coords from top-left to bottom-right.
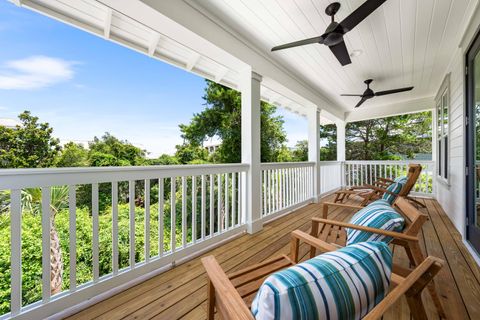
[[129, 181, 135, 268], [92, 183, 99, 281], [10, 189, 22, 315], [68, 185, 76, 291], [158, 178, 164, 257], [144, 179, 151, 262], [112, 182, 119, 274]]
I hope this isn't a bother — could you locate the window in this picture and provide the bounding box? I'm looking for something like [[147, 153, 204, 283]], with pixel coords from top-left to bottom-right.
[[436, 74, 450, 182]]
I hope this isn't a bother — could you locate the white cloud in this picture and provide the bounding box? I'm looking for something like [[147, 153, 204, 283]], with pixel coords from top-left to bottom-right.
[[0, 56, 75, 90]]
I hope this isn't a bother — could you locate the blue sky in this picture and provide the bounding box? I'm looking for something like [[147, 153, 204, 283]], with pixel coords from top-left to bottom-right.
[[0, 1, 307, 158]]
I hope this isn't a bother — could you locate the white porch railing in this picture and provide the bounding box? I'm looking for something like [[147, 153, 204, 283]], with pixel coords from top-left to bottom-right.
[[344, 161, 436, 196], [319, 161, 343, 195], [260, 162, 315, 219], [0, 160, 437, 318], [0, 164, 248, 319]]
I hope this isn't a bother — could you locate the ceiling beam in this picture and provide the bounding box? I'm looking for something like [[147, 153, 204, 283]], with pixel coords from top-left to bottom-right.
[[186, 53, 201, 71], [148, 32, 161, 56], [103, 8, 112, 39], [344, 97, 435, 122], [215, 67, 229, 83], [100, 0, 343, 119]]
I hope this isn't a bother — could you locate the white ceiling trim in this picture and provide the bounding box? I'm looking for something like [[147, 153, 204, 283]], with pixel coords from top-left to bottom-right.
[[345, 96, 435, 122], [139, 0, 344, 119]]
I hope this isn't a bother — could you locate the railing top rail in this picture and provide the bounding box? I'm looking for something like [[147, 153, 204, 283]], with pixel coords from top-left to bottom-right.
[[260, 162, 315, 169], [319, 161, 342, 165], [0, 163, 249, 190], [344, 160, 434, 165]]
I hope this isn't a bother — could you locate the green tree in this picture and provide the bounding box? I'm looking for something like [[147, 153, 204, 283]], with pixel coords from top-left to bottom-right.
[[88, 133, 146, 166], [346, 111, 432, 160], [177, 80, 287, 163], [55, 142, 88, 167], [0, 111, 60, 168], [291, 140, 308, 161], [320, 124, 337, 161]]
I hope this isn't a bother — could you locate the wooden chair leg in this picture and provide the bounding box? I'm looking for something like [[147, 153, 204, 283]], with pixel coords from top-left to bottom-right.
[[334, 192, 342, 203], [406, 294, 428, 320], [409, 242, 446, 319], [322, 203, 329, 219], [207, 279, 215, 320], [309, 220, 320, 259], [407, 196, 427, 208]]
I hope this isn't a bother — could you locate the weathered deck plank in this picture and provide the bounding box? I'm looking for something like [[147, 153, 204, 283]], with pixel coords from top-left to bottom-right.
[[66, 196, 480, 320]]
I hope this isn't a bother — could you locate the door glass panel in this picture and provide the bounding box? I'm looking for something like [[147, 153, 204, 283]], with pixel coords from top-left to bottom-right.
[[474, 51, 480, 227]]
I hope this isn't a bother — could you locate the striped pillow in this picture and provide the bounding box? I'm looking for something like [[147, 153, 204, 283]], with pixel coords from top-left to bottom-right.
[[251, 242, 392, 320], [381, 182, 404, 204], [346, 201, 405, 245], [394, 176, 408, 185]]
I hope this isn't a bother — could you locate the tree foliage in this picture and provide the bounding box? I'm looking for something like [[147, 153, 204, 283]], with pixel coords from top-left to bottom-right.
[[345, 111, 432, 160], [320, 124, 337, 161], [0, 111, 60, 168], [177, 80, 288, 163]]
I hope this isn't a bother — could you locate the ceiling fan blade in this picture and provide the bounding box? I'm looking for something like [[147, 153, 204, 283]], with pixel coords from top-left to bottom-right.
[[329, 41, 352, 66], [354, 97, 368, 108], [271, 36, 324, 51], [341, 94, 363, 97], [339, 0, 387, 32], [375, 86, 414, 96]]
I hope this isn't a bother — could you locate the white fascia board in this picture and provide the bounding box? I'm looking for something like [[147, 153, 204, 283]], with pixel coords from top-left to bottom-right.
[[114, 0, 343, 119], [344, 96, 435, 122]]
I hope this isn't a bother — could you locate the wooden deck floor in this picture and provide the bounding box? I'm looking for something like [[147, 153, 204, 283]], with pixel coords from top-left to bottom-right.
[[66, 196, 480, 319]]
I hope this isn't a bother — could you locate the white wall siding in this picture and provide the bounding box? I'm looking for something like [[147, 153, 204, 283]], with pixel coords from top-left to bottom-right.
[[435, 48, 466, 237]]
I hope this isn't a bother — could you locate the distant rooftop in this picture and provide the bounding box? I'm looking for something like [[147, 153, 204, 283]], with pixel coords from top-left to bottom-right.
[[0, 118, 22, 129]]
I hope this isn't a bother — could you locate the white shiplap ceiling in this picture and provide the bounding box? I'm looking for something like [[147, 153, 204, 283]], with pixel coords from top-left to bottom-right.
[[193, 0, 476, 112]]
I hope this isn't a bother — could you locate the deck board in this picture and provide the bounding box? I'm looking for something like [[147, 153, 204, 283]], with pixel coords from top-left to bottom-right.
[[66, 196, 480, 320]]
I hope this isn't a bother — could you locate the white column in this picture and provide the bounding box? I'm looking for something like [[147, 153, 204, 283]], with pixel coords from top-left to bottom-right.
[[308, 108, 321, 202], [336, 120, 346, 161], [241, 70, 263, 234], [336, 120, 346, 188], [431, 108, 437, 163]]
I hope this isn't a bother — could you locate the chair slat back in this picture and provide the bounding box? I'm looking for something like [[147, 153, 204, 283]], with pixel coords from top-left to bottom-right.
[[393, 197, 428, 235], [399, 164, 422, 197]]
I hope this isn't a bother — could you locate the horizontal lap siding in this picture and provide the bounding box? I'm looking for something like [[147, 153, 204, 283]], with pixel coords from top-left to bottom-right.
[[436, 49, 466, 237]]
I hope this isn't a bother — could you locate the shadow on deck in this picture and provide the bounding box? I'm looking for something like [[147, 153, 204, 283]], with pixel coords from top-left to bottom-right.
[[66, 195, 480, 319]]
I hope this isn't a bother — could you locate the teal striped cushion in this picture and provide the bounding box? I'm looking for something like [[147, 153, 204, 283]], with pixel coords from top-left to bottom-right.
[[381, 182, 404, 204], [251, 242, 392, 320], [346, 201, 405, 245], [394, 176, 408, 185]]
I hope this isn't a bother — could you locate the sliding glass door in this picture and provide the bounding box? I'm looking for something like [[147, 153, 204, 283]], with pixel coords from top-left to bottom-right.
[[466, 31, 480, 253]]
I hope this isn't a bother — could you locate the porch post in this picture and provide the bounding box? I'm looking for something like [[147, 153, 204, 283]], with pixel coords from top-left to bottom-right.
[[308, 108, 321, 202], [241, 70, 263, 234], [336, 120, 346, 162], [336, 120, 346, 188]]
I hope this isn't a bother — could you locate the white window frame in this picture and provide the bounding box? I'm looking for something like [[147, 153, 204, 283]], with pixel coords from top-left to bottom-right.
[[435, 74, 450, 184]]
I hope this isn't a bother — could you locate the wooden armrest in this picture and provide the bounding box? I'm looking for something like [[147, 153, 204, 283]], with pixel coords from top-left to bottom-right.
[[323, 201, 364, 210], [312, 217, 418, 242], [378, 177, 395, 183], [290, 230, 337, 262], [364, 184, 397, 196], [201, 256, 254, 320], [363, 256, 444, 320], [335, 189, 361, 195]]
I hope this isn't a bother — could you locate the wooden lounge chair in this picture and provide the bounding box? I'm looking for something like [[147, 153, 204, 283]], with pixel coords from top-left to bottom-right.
[[333, 163, 425, 208], [311, 196, 445, 318], [202, 230, 444, 320]]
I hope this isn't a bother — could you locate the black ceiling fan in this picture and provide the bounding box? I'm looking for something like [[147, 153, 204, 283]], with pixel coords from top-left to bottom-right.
[[271, 0, 386, 66], [342, 79, 414, 108]]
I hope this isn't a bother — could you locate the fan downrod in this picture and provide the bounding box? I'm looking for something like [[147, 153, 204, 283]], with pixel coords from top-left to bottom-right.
[[364, 79, 373, 87], [325, 2, 341, 16]]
